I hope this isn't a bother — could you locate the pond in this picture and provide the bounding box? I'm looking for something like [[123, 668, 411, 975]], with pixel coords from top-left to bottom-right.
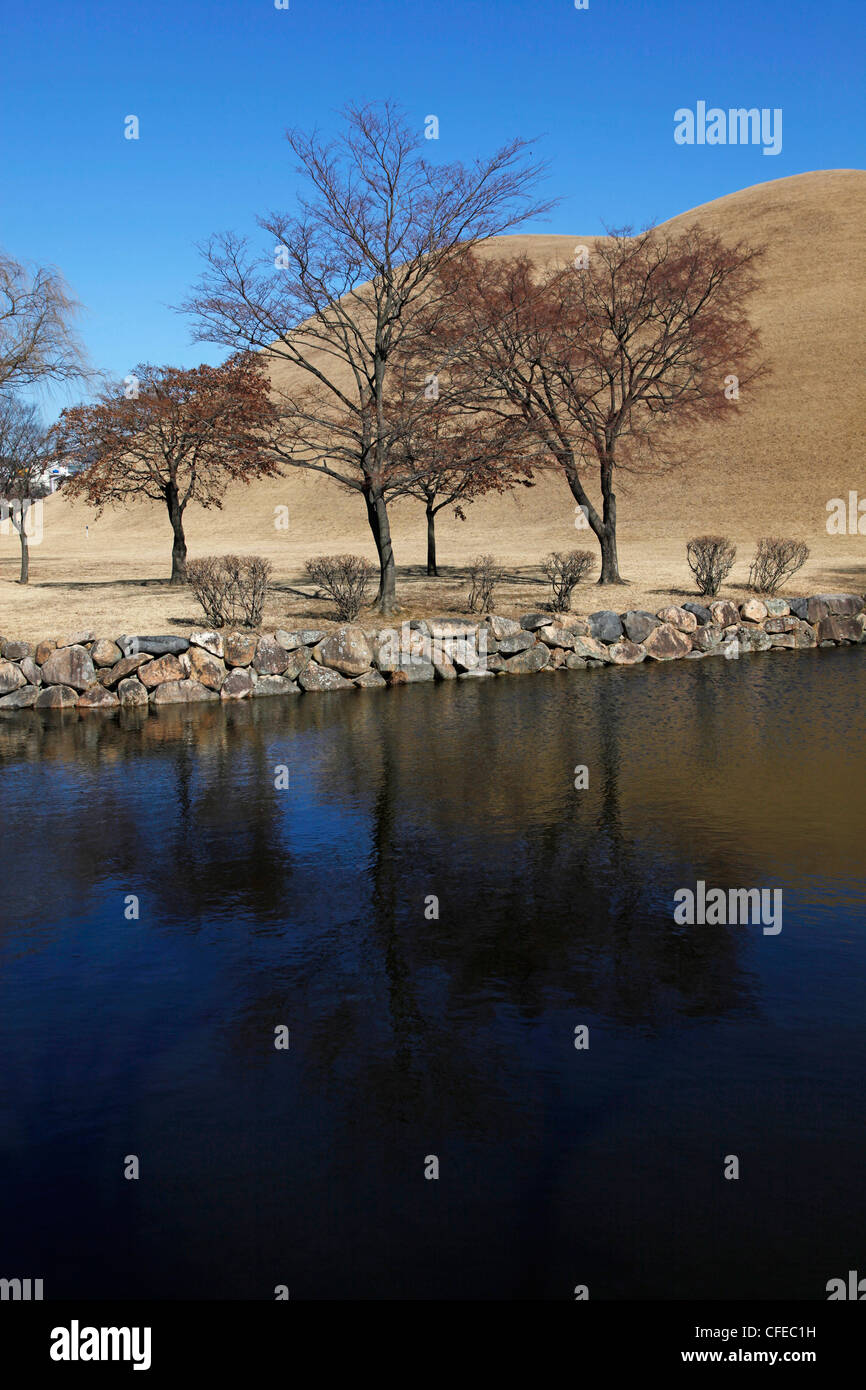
[[0, 646, 864, 1300]]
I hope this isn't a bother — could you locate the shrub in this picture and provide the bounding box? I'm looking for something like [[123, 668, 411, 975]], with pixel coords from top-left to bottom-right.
[[466, 554, 503, 613], [187, 554, 272, 628], [305, 553, 374, 621], [747, 537, 809, 594], [686, 535, 737, 596], [542, 549, 596, 610]]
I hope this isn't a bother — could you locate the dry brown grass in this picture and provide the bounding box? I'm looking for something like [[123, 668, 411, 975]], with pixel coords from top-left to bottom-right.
[[2, 170, 864, 643]]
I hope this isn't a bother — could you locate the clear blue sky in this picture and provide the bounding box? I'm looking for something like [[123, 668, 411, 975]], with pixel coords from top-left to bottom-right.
[[1, 0, 862, 416]]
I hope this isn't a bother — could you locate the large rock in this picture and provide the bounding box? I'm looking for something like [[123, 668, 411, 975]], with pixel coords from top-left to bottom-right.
[[0, 662, 26, 695], [813, 593, 864, 617], [589, 610, 624, 643], [102, 653, 154, 687], [224, 632, 258, 667], [77, 686, 119, 709], [283, 646, 312, 680], [764, 599, 790, 617], [764, 616, 797, 634], [152, 679, 218, 704], [41, 644, 97, 692], [740, 598, 768, 624], [642, 624, 692, 661], [691, 626, 726, 653], [537, 624, 575, 650], [0, 685, 39, 708], [497, 631, 536, 656], [816, 615, 863, 644], [769, 634, 797, 649], [90, 638, 122, 667], [623, 610, 659, 643], [565, 653, 588, 670], [220, 669, 256, 699], [299, 664, 355, 691], [252, 675, 301, 697], [274, 629, 309, 653], [354, 669, 387, 689], [315, 625, 373, 677], [386, 663, 436, 685], [682, 602, 712, 626], [487, 615, 522, 640], [20, 657, 42, 686], [608, 639, 646, 665], [2, 639, 32, 661], [656, 605, 698, 633], [254, 635, 290, 676], [139, 654, 186, 689], [117, 678, 149, 708], [502, 644, 550, 674], [118, 634, 189, 658], [34, 639, 57, 665], [426, 617, 479, 640], [182, 646, 227, 690], [34, 684, 78, 709], [570, 634, 612, 663], [431, 655, 457, 680], [57, 630, 95, 648], [189, 630, 225, 658], [519, 612, 555, 631], [444, 637, 482, 671], [709, 600, 739, 627], [793, 622, 817, 648], [372, 628, 432, 672], [292, 629, 328, 648]]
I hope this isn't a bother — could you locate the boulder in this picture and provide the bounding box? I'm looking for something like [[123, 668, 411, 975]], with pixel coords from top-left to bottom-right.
[[547, 646, 568, 668], [458, 668, 495, 679], [622, 610, 659, 644], [34, 639, 57, 664], [292, 629, 329, 648], [432, 655, 457, 680], [537, 624, 575, 649], [656, 605, 698, 633], [90, 638, 122, 667], [77, 686, 119, 709], [709, 600, 739, 627], [102, 654, 154, 687], [386, 663, 436, 685], [299, 664, 355, 691], [608, 639, 646, 665], [487, 615, 522, 640], [519, 611, 555, 631], [224, 632, 258, 667], [373, 629, 432, 671], [57, 630, 95, 648], [740, 598, 768, 624], [34, 684, 78, 709], [315, 625, 374, 677], [735, 625, 772, 652], [252, 675, 301, 697], [139, 654, 186, 689], [152, 679, 218, 705], [816, 616, 863, 644], [814, 592, 864, 617], [502, 644, 550, 674], [445, 637, 482, 671], [118, 635, 189, 658], [682, 602, 712, 626], [565, 653, 588, 670], [589, 610, 624, 643], [691, 627, 726, 653], [0, 662, 26, 695], [254, 635, 290, 676], [2, 639, 32, 661], [274, 629, 309, 653], [805, 597, 830, 624], [764, 599, 790, 617], [426, 618, 479, 640], [788, 597, 809, 621], [570, 634, 612, 663], [20, 657, 42, 686], [41, 644, 97, 692], [0, 685, 39, 709], [220, 669, 256, 699], [497, 631, 536, 656], [486, 654, 507, 673], [354, 669, 387, 689], [769, 634, 797, 649], [764, 616, 797, 634], [182, 646, 227, 690], [793, 623, 817, 649], [642, 624, 692, 661], [283, 646, 313, 680], [189, 630, 225, 658], [117, 678, 149, 708]]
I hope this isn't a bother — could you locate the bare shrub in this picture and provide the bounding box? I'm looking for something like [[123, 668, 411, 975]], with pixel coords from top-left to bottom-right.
[[748, 537, 809, 594], [686, 535, 737, 596], [187, 554, 272, 628], [466, 554, 503, 613], [542, 549, 597, 610], [306, 553, 374, 621]]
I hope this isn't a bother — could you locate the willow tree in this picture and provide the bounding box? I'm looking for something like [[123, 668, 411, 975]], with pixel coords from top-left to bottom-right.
[[182, 101, 550, 614], [442, 227, 767, 584]]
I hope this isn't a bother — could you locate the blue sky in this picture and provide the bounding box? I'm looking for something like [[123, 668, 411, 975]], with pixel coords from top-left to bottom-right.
[[1, 0, 862, 416]]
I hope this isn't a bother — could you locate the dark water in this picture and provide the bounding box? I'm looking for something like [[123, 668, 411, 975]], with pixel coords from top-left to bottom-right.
[[0, 647, 864, 1301]]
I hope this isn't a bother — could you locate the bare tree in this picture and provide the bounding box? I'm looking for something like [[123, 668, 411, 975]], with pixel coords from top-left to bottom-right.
[[182, 101, 551, 614], [0, 249, 87, 392], [442, 227, 766, 584], [0, 393, 51, 583]]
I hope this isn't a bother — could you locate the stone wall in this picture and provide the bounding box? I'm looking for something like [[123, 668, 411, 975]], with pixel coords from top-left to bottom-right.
[[0, 594, 863, 714]]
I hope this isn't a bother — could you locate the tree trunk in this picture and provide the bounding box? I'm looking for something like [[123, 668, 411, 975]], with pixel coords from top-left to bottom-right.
[[426, 502, 438, 577], [597, 457, 624, 584], [166, 485, 188, 584], [18, 525, 29, 584], [366, 489, 397, 615]]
